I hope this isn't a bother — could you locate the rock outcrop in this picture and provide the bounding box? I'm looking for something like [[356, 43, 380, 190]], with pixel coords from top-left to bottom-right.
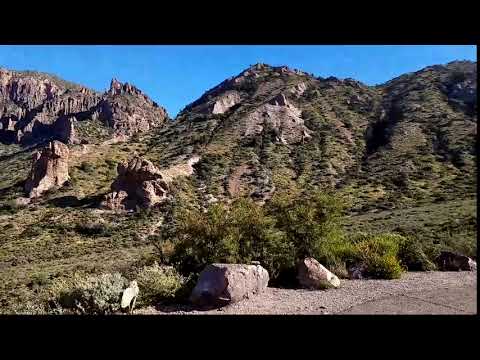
[[24, 140, 70, 198], [211, 91, 241, 114], [121, 280, 139, 314], [101, 157, 169, 211], [190, 263, 269, 306], [436, 251, 477, 271], [245, 93, 311, 144], [297, 258, 341, 289]]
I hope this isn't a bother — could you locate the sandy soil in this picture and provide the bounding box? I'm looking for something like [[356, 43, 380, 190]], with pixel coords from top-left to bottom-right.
[[136, 271, 477, 315]]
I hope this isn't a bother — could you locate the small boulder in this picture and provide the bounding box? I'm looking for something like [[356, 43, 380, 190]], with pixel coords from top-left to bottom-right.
[[297, 257, 341, 289], [13, 197, 31, 207], [436, 251, 476, 271], [121, 280, 140, 314], [190, 263, 269, 306], [347, 263, 368, 280]]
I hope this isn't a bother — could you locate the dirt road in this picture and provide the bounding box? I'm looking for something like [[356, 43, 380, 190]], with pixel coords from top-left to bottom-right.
[[137, 271, 476, 315]]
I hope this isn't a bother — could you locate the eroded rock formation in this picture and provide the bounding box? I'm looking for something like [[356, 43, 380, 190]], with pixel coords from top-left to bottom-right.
[[24, 140, 70, 198], [101, 157, 169, 211], [211, 91, 241, 114]]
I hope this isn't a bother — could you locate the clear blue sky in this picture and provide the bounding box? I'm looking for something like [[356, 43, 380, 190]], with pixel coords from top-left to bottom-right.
[[0, 45, 476, 117]]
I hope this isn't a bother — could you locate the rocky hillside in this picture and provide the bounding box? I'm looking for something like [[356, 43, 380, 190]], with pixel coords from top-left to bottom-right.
[[143, 61, 476, 211], [0, 69, 169, 145], [0, 60, 476, 313]]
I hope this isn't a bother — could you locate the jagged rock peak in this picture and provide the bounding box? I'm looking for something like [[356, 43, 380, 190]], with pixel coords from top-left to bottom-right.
[[109, 78, 141, 95], [108, 78, 161, 108], [109, 78, 145, 96]]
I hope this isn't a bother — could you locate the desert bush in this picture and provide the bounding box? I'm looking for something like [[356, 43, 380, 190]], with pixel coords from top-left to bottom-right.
[[79, 161, 95, 173], [397, 236, 436, 271], [344, 233, 405, 279], [29, 272, 51, 290], [105, 159, 117, 170], [0, 199, 25, 215], [267, 189, 347, 262], [169, 197, 294, 280], [74, 222, 111, 237], [48, 272, 128, 314], [136, 263, 184, 306], [165, 191, 349, 284]]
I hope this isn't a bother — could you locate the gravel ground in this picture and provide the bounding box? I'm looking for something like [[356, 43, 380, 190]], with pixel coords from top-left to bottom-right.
[[136, 271, 477, 315]]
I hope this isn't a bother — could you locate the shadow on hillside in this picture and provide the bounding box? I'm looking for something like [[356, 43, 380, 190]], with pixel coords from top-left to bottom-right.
[[0, 142, 47, 162], [0, 180, 26, 198], [47, 194, 105, 209]]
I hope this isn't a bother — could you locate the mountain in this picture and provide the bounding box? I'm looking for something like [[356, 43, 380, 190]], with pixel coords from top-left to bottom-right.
[[0, 68, 169, 145], [0, 61, 476, 313], [142, 61, 476, 211]]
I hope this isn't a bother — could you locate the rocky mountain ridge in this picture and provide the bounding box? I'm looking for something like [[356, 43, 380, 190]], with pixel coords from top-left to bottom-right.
[[0, 69, 169, 145]]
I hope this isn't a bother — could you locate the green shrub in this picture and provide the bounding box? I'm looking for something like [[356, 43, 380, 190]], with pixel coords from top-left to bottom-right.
[[79, 161, 95, 173], [48, 272, 128, 314], [164, 191, 349, 284], [29, 272, 51, 289], [105, 159, 117, 170], [136, 263, 184, 306], [267, 189, 347, 261], [345, 233, 405, 279], [169, 197, 294, 280], [74, 222, 111, 237], [397, 236, 436, 271]]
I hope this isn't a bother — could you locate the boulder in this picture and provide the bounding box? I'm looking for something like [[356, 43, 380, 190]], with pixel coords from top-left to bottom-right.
[[297, 257, 341, 289], [347, 263, 368, 279], [24, 140, 70, 198], [436, 251, 476, 271], [190, 263, 269, 306], [101, 157, 168, 211]]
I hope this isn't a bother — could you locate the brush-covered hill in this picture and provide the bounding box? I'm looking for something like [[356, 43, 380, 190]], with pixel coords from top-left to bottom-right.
[[143, 61, 476, 211], [0, 61, 476, 313]]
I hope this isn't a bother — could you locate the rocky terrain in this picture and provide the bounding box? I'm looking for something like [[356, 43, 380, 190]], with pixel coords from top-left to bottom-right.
[[0, 60, 476, 314]]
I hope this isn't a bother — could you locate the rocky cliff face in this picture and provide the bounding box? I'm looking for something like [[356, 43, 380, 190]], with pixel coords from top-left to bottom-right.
[[0, 70, 169, 145]]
